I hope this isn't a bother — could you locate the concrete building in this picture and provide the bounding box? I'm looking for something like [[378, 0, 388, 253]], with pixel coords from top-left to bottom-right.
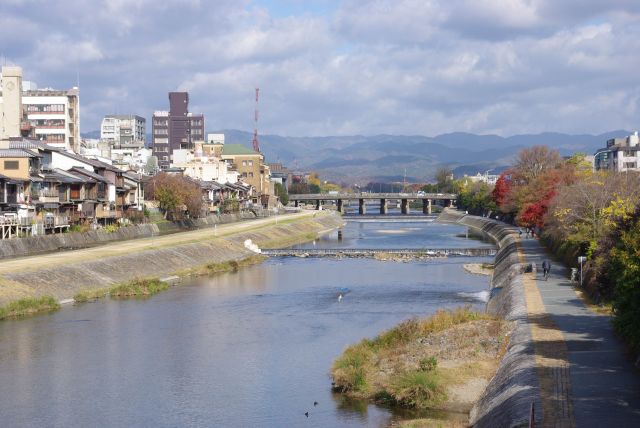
[[171, 142, 238, 184], [216, 143, 275, 206], [152, 92, 204, 170], [100, 114, 145, 147], [0, 67, 24, 140], [594, 132, 640, 172]]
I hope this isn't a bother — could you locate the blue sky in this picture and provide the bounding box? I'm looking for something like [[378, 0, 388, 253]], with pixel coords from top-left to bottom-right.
[[2, 0, 640, 137]]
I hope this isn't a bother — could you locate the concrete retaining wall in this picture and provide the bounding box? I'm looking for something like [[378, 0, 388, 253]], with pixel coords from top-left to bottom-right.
[[438, 210, 541, 428], [4, 213, 344, 302], [0, 224, 160, 259], [0, 211, 277, 260]]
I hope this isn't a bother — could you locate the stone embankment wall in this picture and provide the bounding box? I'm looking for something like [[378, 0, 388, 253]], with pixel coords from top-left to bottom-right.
[[438, 209, 541, 428], [0, 212, 267, 260], [3, 213, 344, 303]]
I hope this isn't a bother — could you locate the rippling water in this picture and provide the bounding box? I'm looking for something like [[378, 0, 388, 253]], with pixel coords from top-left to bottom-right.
[[0, 220, 493, 427]]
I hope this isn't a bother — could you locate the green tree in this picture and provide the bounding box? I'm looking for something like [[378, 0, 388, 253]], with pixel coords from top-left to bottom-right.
[[274, 182, 289, 205]]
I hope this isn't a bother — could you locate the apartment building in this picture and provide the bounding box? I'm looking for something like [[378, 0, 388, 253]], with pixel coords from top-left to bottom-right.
[[594, 132, 640, 172], [152, 92, 204, 170], [0, 66, 80, 152], [100, 114, 146, 148]]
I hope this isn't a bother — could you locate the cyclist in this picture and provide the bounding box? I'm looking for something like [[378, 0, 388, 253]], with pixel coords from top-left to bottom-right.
[[542, 259, 551, 281]]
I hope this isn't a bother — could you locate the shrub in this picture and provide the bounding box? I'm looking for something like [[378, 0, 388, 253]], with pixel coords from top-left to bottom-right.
[[419, 356, 438, 372], [109, 278, 168, 298], [0, 296, 60, 319], [389, 370, 446, 409]]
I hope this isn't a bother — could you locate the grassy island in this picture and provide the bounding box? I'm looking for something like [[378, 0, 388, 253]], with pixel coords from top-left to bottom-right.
[[331, 307, 510, 425]]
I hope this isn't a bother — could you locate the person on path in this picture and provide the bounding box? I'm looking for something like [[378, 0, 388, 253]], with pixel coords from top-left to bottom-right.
[[542, 259, 551, 280]]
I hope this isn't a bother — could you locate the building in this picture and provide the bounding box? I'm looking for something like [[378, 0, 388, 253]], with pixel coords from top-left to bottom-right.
[[211, 142, 275, 206], [171, 142, 238, 183], [100, 115, 145, 148], [464, 172, 500, 185], [0, 66, 80, 152], [152, 92, 204, 170], [0, 67, 24, 140], [0, 138, 144, 231], [594, 132, 640, 172]]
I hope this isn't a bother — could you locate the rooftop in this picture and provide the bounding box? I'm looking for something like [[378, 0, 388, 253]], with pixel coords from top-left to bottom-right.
[[222, 144, 261, 156]]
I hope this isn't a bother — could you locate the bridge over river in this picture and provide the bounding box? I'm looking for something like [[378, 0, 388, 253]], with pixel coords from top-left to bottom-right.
[[261, 247, 496, 258], [289, 192, 458, 215]]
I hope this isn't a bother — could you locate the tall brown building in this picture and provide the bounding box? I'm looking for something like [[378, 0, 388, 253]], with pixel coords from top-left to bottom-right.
[[152, 92, 204, 170]]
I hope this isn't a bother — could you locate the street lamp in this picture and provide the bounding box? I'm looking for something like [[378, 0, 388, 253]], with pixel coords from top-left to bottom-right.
[[578, 256, 587, 287]]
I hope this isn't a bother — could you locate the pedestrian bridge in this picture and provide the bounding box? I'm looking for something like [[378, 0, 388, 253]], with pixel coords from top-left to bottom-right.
[[288, 192, 458, 214], [261, 247, 496, 258]]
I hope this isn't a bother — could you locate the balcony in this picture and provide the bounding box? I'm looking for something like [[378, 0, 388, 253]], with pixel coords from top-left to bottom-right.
[[38, 189, 60, 204]]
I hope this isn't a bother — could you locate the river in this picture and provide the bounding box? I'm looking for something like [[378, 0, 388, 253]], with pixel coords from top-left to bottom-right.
[[0, 218, 494, 427]]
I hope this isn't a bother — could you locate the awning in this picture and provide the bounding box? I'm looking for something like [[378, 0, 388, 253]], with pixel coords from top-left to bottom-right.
[[43, 203, 60, 209]]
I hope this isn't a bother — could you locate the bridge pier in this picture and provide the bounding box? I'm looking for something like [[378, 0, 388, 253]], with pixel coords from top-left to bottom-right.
[[359, 198, 366, 215], [444, 199, 452, 208], [380, 198, 387, 215], [337, 199, 344, 213], [423, 199, 432, 215], [294, 200, 299, 208], [316, 200, 321, 210], [401, 199, 409, 215]]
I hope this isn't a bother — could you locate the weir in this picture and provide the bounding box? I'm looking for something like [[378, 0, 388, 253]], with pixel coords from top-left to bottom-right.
[[262, 247, 496, 258]]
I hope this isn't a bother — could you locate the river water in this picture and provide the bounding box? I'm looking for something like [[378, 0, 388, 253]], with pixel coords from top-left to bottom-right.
[[0, 219, 493, 427]]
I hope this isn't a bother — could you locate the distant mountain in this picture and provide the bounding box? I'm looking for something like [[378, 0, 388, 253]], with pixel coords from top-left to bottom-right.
[[218, 129, 627, 183], [82, 128, 629, 183]]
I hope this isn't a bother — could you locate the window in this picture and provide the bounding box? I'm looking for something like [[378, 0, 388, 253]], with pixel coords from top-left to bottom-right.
[[4, 160, 19, 170], [242, 160, 247, 166], [248, 172, 254, 178], [248, 160, 253, 166]]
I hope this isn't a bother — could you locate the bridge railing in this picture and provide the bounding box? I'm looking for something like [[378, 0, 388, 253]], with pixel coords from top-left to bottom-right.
[[289, 192, 458, 200]]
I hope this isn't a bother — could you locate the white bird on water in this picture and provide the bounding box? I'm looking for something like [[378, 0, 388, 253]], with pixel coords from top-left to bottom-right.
[[338, 294, 343, 303]]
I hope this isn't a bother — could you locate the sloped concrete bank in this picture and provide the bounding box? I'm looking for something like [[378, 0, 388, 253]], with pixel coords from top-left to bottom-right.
[[0, 212, 270, 260], [1, 213, 344, 304], [438, 209, 541, 427]]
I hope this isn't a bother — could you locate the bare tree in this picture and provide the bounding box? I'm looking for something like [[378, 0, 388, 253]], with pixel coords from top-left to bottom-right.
[[514, 146, 561, 183]]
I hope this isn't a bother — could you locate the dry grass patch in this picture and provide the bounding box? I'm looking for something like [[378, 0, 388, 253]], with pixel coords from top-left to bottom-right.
[[332, 307, 511, 416]]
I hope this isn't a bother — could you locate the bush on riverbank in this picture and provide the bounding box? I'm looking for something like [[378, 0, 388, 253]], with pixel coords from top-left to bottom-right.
[[109, 278, 169, 298], [203, 255, 266, 275], [74, 288, 110, 303], [331, 307, 509, 412], [0, 296, 60, 319]]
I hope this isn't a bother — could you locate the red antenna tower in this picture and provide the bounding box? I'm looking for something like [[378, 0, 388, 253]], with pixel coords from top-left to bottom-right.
[[252, 87, 260, 152]]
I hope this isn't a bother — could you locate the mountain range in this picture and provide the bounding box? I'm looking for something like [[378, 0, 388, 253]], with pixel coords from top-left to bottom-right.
[[81, 129, 628, 183]]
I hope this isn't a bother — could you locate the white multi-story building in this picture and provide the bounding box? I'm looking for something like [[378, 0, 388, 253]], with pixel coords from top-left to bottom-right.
[[22, 84, 80, 152], [594, 132, 640, 172], [172, 142, 238, 183], [100, 114, 145, 147]]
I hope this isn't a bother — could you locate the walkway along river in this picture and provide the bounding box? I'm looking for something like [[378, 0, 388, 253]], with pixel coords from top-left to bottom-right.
[[0, 217, 496, 427]]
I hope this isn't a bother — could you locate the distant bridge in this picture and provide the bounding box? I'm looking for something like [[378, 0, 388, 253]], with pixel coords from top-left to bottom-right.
[[261, 247, 495, 258], [288, 192, 458, 215]]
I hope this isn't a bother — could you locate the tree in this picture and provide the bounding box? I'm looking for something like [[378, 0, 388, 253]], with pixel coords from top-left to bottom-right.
[[513, 146, 561, 183], [274, 182, 289, 205], [147, 173, 204, 220], [435, 167, 454, 192]]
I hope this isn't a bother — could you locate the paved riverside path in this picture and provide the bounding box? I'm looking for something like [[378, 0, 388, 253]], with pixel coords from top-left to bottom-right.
[[519, 236, 640, 426]]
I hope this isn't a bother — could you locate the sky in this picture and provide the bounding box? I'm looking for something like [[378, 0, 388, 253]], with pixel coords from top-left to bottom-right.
[[2, 0, 640, 137]]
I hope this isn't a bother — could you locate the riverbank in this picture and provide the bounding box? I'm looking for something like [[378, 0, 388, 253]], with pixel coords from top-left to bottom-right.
[[0, 211, 344, 308]]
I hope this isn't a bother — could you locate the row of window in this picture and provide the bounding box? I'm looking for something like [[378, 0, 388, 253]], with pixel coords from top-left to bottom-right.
[[241, 160, 254, 166], [26, 104, 65, 113]]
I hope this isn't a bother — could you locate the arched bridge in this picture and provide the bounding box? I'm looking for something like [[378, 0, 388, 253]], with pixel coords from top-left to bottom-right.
[[288, 192, 458, 215]]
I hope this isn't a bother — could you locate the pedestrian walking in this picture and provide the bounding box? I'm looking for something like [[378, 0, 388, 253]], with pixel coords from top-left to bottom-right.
[[542, 259, 551, 280]]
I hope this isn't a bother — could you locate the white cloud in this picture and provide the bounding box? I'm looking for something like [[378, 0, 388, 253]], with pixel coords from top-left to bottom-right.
[[3, 0, 640, 137]]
